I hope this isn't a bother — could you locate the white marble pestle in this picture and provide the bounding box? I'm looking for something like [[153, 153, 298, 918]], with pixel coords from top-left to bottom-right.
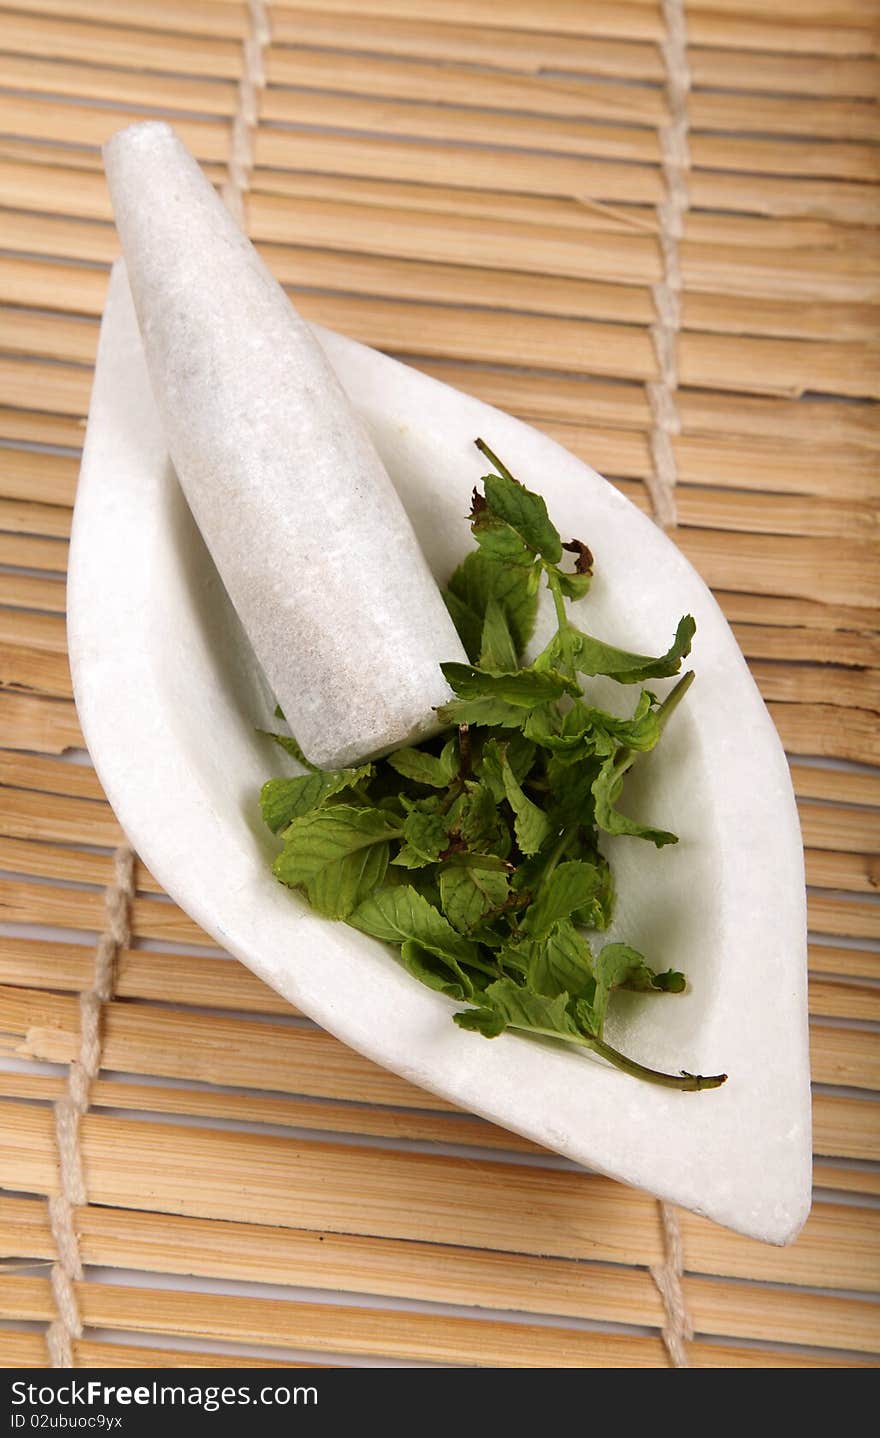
[[102, 121, 465, 769]]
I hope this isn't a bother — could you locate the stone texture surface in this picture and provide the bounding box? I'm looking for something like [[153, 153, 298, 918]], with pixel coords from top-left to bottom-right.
[[103, 122, 464, 767]]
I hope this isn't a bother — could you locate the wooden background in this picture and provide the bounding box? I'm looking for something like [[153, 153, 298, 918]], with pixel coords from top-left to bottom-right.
[[0, 0, 878, 1368]]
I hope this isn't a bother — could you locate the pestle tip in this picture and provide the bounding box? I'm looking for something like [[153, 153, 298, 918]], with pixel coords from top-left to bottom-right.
[[103, 120, 177, 167]]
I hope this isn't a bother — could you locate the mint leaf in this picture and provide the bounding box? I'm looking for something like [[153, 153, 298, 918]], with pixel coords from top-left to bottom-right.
[[543, 755, 600, 829], [521, 919, 596, 1002], [401, 940, 474, 1001], [444, 587, 482, 661], [258, 729, 317, 770], [478, 735, 536, 802], [524, 694, 660, 762], [522, 703, 590, 757], [454, 780, 502, 850], [387, 742, 458, 788], [554, 568, 592, 601], [455, 977, 580, 1042], [587, 943, 686, 1035], [501, 751, 551, 856], [581, 691, 661, 755], [437, 694, 534, 729], [479, 596, 518, 672], [274, 806, 401, 888], [444, 549, 538, 659], [350, 885, 484, 972], [552, 540, 593, 601], [392, 810, 449, 866], [441, 663, 578, 707], [567, 615, 695, 684], [440, 864, 509, 933], [391, 844, 433, 869], [591, 754, 677, 848], [471, 508, 534, 565], [480, 465, 562, 564], [260, 765, 372, 834], [571, 851, 615, 930], [522, 860, 606, 938], [306, 839, 390, 920]]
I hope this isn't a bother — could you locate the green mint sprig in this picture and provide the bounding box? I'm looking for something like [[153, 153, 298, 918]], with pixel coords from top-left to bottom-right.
[[260, 441, 726, 1092]]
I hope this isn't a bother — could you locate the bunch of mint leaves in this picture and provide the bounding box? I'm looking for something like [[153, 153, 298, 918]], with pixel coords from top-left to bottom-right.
[[260, 440, 726, 1091]]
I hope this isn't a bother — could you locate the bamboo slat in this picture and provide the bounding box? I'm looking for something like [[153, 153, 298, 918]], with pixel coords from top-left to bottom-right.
[[0, 611, 67, 653], [15, 213, 865, 334], [0, 938, 281, 1012], [0, 752, 103, 799], [812, 1094, 880, 1163], [0, 574, 66, 614], [7, 1271, 871, 1369], [808, 978, 880, 1022], [807, 896, 880, 943], [6, 8, 878, 98], [7, 230, 877, 346], [0, 642, 71, 697], [0, 357, 91, 418], [0, 1332, 304, 1369], [0, 499, 70, 539], [0, 1196, 878, 1360], [805, 850, 878, 896], [0, 0, 877, 1371], [256, 132, 880, 225], [0, 10, 242, 78], [3, 1103, 880, 1301], [1, 88, 877, 224], [0, 694, 82, 752], [0, 881, 204, 945], [0, 531, 68, 573], [0, 836, 160, 894], [0, 785, 117, 844], [799, 803, 879, 853], [792, 764, 880, 807], [0, 407, 82, 448], [10, 0, 880, 56], [3, 152, 879, 270], [768, 703, 879, 766], [0, 449, 80, 507], [0, 53, 239, 120]]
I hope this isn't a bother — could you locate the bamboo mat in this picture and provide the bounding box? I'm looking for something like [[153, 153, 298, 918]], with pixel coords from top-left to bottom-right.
[[0, 0, 878, 1370]]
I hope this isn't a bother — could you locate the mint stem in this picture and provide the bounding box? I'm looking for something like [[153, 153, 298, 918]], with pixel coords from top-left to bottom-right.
[[540, 826, 575, 885], [546, 569, 576, 678], [512, 1023, 726, 1091], [587, 1034, 727, 1091], [656, 669, 695, 731], [475, 436, 516, 483]]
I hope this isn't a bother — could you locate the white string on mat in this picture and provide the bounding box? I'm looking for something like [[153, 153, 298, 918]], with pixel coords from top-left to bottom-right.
[[643, 1, 695, 1366], [650, 1199, 694, 1368], [52, 3, 269, 1364], [647, 0, 691, 531], [221, 0, 271, 228], [46, 845, 135, 1369]]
